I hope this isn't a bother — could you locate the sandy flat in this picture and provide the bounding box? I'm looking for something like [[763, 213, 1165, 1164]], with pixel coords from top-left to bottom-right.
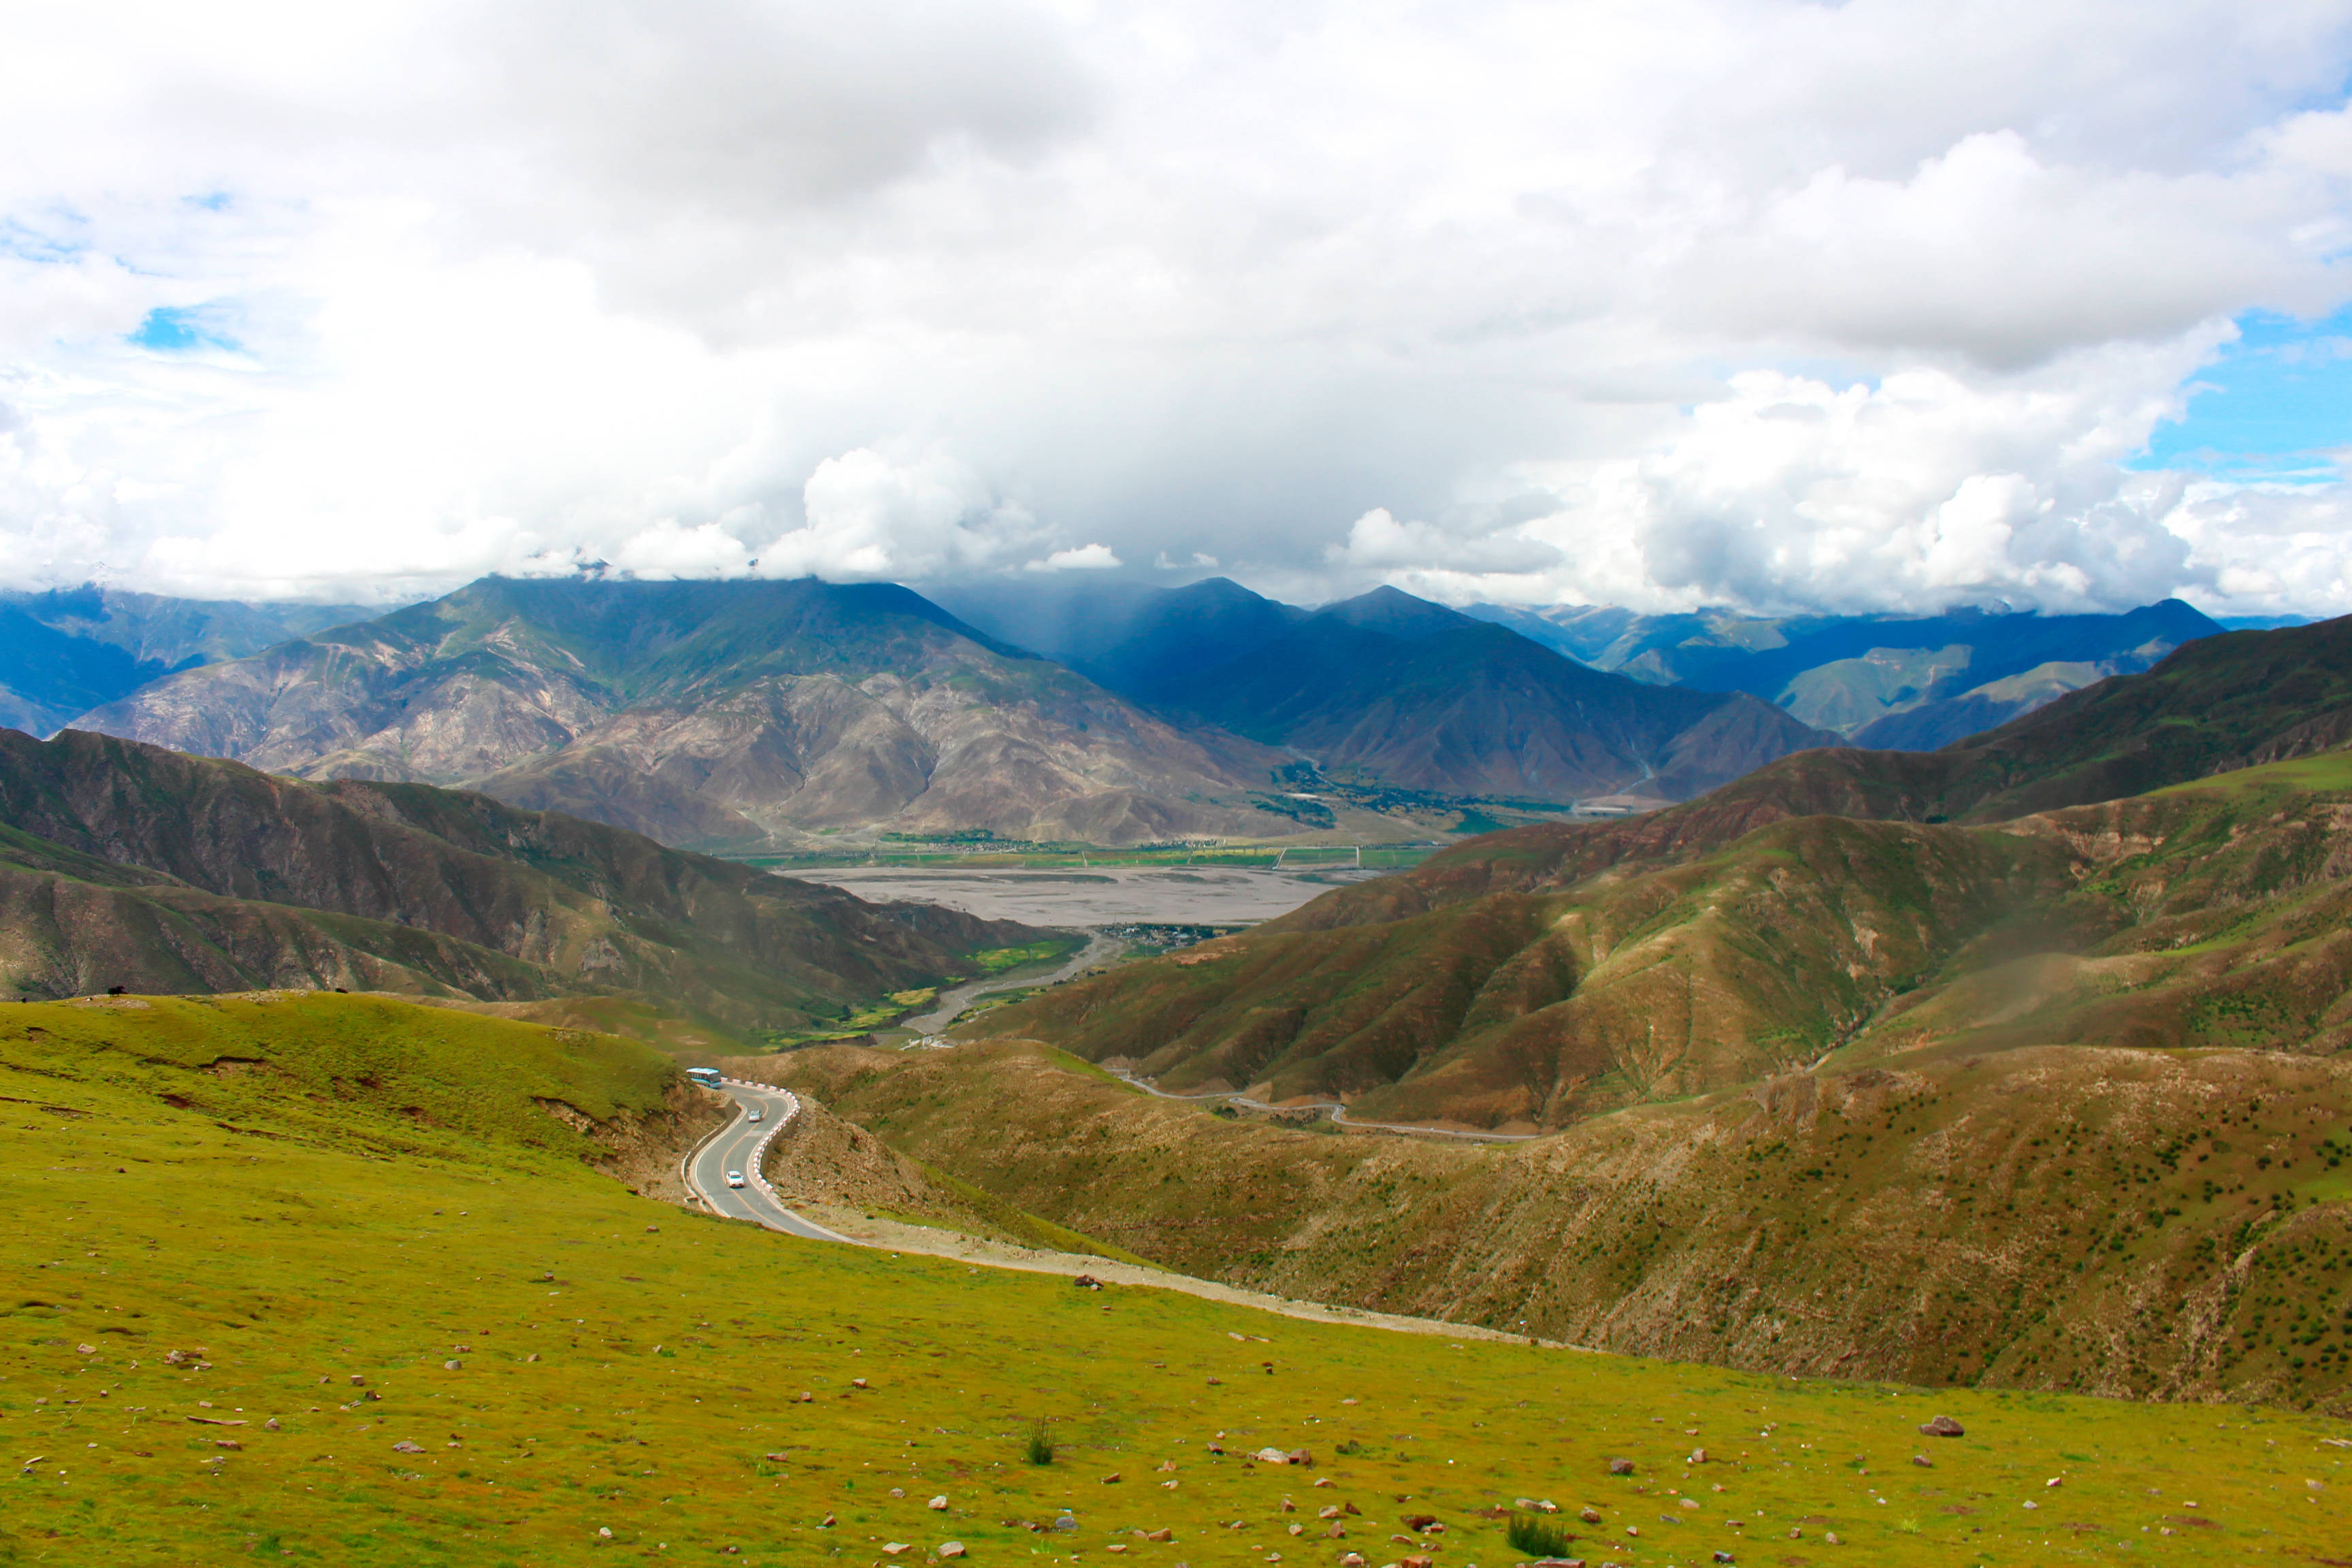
[[794, 864, 1380, 926]]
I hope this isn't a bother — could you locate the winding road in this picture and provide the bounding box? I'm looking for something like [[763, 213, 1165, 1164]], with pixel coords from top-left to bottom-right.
[[682, 1081, 855, 1241], [1103, 1064, 1539, 1143]]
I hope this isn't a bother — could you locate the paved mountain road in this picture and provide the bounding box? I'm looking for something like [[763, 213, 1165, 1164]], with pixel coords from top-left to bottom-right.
[[684, 1081, 854, 1242]]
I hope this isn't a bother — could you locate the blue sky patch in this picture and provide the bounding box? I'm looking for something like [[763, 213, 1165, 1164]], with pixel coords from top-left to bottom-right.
[[129, 304, 239, 355], [2139, 306, 2352, 482]]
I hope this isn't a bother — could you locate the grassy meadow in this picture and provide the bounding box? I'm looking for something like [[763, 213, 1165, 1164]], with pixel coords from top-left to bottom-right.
[[3, 994, 2348, 1565]]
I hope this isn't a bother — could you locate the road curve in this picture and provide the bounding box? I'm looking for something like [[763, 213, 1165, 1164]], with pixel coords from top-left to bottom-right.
[[685, 1081, 858, 1242], [1104, 1064, 1538, 1143], [900, 930, 1123, 1035]]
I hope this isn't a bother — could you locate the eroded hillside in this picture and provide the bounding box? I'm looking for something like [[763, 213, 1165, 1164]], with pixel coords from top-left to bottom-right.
[[774, 1036, 2352, 1411]]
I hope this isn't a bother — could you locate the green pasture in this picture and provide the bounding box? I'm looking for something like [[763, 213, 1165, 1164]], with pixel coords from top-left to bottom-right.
[[1, 994, 2345, 1565]]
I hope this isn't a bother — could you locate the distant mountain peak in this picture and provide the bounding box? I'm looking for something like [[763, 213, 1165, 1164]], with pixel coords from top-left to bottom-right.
[[1311, 585, 1480, 640]]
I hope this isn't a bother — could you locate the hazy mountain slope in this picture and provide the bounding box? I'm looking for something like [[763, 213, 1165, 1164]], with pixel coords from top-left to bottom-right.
[[0, 586, 374, 736], [3, 583, 377, 668], [779, 1034, 2352, 1409], [71, 576, 1303, 847], [0, 606, 174, 738], [1465, 598, 2225, 734], [1150, 587, 1833, 800], [0, 728, 1033, 1030], [922, 576, 1306, 698]]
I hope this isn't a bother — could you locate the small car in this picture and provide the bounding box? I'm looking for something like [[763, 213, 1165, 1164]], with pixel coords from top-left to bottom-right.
[[725, 1170, 746, 1188], [747, 1109, 763, 1122]]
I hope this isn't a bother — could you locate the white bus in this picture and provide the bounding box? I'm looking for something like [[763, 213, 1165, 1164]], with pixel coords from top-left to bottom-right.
[[685, 1067, 723, 1088]]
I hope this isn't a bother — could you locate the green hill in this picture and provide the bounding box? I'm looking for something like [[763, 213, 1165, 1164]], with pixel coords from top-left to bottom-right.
[[5, 992, 2345, 1564]]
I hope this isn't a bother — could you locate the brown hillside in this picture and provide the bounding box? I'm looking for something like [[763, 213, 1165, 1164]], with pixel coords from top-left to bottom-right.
[[775, 1037, 2352, 1409], [0, 728, 1032, 1030]]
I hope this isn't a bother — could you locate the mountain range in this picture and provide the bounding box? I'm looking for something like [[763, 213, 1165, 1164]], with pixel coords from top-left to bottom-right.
[[68, 576, 1319, 849], [941, 577, 1835, 800], [65, 574, 1849, 847], [965, 612, 2352, 1128], [1465, 596, 2228, 748]]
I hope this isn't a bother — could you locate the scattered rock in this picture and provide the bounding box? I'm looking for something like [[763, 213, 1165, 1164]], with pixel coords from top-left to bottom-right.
[[1401, 1514, 1437, 1531], [939, 1545, 965, 1560], [598, 1527, 612, 1539], [263, 1419, 280, 1432], [76, 1343, 95, 1355], [1053, 1514, 1079, 1532], [1608, 1458, 1635, 1475], [881, 1544, 911, 1557], [796, 1391, 812, 1403], [392, 1441, 423, 1454], [889, 1488, 906, 1499], [1825, 1531, 1842, 1545], [1206, 1377, 1223, 1386], [821, 1514, 835, 1527], [1255, 1447, 1290, 1464], [1286, 1448, 1313, 1467], [1143, 1527, 1173, 1541], [2044, 1477, 2063, 1489], [1918, 1416, 1964, 1438], [1714, 1552, 1736, 1563], [1073, 1274, 1105, 1290], [1687, 1448, 1706, 1464], [1339, 1556, 1366, 1568], [851, 1378, 868, 1390], [929, 1494, 949, 1510], [1311, 1475, 1333, 1488], [1318, 1505, 1341, 1520], [214, 1439, 241, 1450], [1911, 1454, 1931, 1468], [1101, 1472, 1122, 1484], [764, 1452, 789, 1463], [443, 1360, 461, 1371], [1580, 1505, 1603, 1524]]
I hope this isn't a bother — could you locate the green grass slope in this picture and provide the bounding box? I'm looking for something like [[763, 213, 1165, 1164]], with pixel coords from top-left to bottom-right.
[[5, 996, 2349, 1564]]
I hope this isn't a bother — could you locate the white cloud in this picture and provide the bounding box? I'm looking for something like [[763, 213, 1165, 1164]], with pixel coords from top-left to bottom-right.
[[763, 448, 1038, 581], [0, 1, 2347, 612], [1025, 542, 1122, 571]]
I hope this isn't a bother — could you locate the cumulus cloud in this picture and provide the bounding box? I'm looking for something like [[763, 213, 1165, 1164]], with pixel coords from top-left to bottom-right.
[[1025, 543, 1122, 571], [762, 448, 1038, 581], [0, 0, 2348, 612]]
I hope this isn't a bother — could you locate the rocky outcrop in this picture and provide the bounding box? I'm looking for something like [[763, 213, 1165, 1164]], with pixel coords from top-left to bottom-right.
[[568, 1078, 733, 1203]]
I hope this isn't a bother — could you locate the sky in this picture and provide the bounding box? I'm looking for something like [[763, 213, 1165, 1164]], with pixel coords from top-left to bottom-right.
[[1, 0, 2349, 619]]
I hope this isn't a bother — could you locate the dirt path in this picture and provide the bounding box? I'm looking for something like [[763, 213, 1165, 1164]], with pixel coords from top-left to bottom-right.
[[784, 1200, 1577, 1349], [1103, 1064, 1539, 1143], [903, 932, 1122, 1034]]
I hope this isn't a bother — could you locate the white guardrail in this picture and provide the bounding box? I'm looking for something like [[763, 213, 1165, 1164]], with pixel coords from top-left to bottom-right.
[[723, 1077, 801, 1200]]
